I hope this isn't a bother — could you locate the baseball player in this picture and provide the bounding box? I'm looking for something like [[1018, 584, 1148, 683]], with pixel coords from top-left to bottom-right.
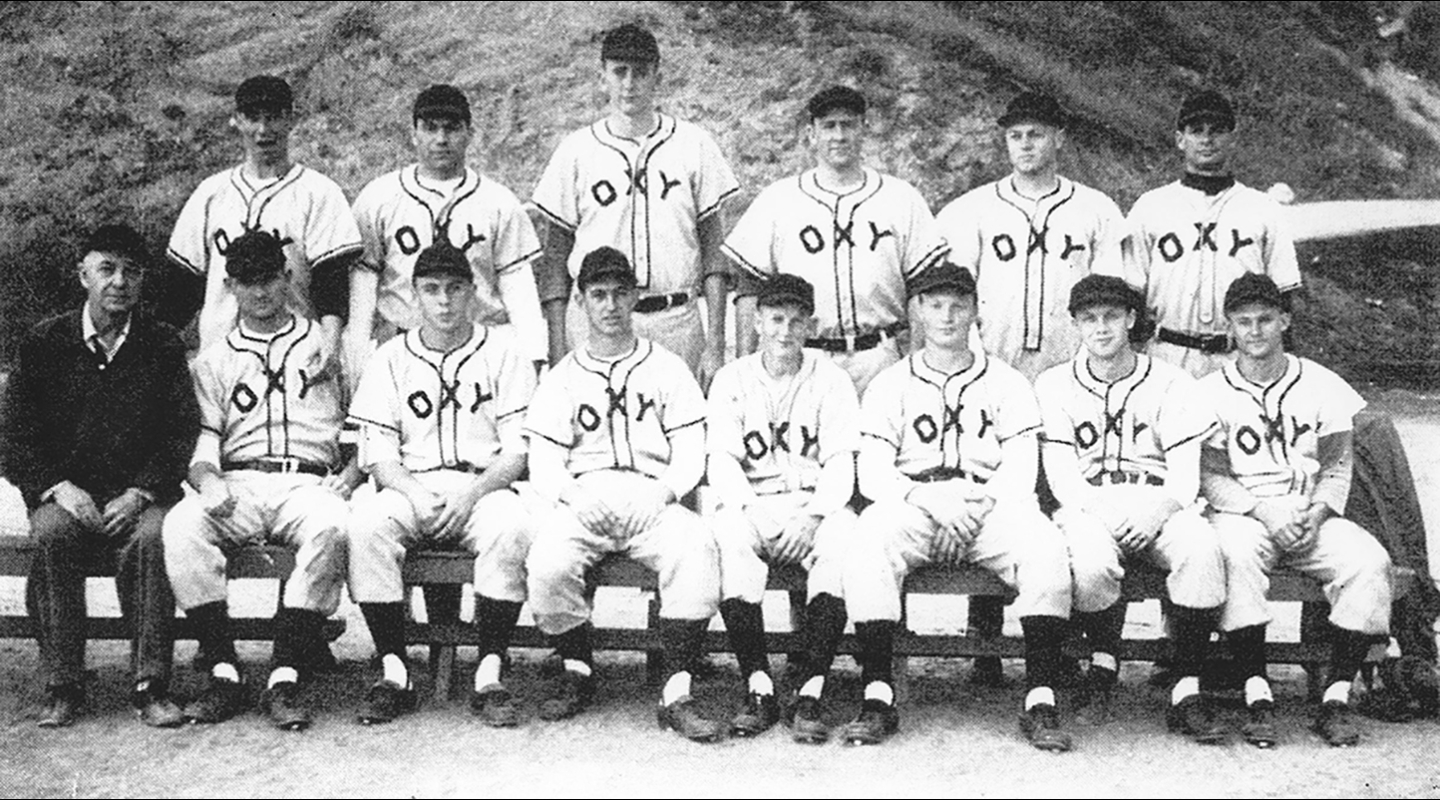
[[1125, 90, 1300, 379], [348, 84, 546, 374], [1036, 274, 1227, 742], [523, 247, 724, 742], [842, 263, 1075, 750], [162, 231, 357, 731], [706, 273, 861, 740], [532, 23, 739, 382], [936, 92, 1128, 383], [1201, 273, 1392, 748], [724, 85, 950, 394], [167, 75, 363, 370], [346, 239, 538, 727]]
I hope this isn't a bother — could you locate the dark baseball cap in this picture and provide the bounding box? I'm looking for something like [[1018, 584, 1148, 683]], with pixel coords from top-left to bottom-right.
[[756, 273, 815, 314], [601, 23, 660, 63], [1068, 274, 1142, 315], [412, 240, 472, 282], [1177, 90, 1236, 131], [235, 75, 294, 116], [1223, 272, 1289, 314], [908, 262, 976, 299], [576, 246, 637, 290], [225, 230, 287, 284], [412, 84, 471, 125], [998, 91, 1065, 129], [83, 224, 149, 268], [807, 85, 866, 120]]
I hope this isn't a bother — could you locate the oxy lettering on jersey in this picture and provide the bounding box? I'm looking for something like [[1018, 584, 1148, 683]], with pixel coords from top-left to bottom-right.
[[406, 382, 494, 420], [575, 388, 658, 432], [913, 403, 993, 444], [229, 367, 330, 412], [798, 221, 897, 255], [989, 229, 1087, 262], [589, 168, 683, 208], [1072, 412, 1149, 449], [1155, 224, 1258, 263], [741, 422, 821, 461], [1232, 414, 1314, 456]]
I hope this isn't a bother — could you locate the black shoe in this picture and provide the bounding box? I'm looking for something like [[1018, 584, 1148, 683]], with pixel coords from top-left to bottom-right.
[[470, 685, 519, 728], [841, 699, 899, 746], [132, 682, 184, 729], [37, 684, 84, 729], [730, 691, 780, 737], [537, 656, 593, 721], [1074, 667, 1116, 726], [788, 695, 830, 744], [184, 675, 245, 724], [359, 679, 416, 725], [261, 682, 311, 731], [1242, 700, 1280, 749], [1166, 694, 1226, 744], [1312, 700, 1361, 747], [657, 695, 726, 743], [1020, 703, 1073, 753]]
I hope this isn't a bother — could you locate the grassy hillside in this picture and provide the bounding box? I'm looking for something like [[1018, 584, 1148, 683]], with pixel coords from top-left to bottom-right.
[[1, 0, 1436, 385]]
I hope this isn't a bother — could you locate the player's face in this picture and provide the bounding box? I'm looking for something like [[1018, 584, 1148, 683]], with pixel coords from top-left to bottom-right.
[[415, 275, 475, 334], [78, 250, 143, 317], [413, 116, 472, 178], [809, 110, 864, 172], [1074, 303, 1135, 360], [915, 290, 977, 350], [231, 108, 294, 164], [1004, 122, 1063, 177], [754, 302, 816, 360], [228, 272, 290, 326], [601, 59, 660, 119], [1227, 303, 1290, 361], [1176, 120, 1236, 175], [580, 279, 638, 338]]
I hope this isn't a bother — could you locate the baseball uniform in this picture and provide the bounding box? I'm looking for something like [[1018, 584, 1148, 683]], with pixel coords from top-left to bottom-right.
[[532, 114, 739, 372], [1126, 178, 1300, 377], [938, 176, 1128, 382], [168, 164, 364, 352], [723, 168, 950, 392], [346, 323, 538, 605], [351, 165, 546, 361]]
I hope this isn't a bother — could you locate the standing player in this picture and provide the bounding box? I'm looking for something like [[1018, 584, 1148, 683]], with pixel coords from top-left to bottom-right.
[[1125, 90, 1300, 378], [523, 247, 724, 742], [162, 231, 355, 731], [532, 23, 738, 382], [346, 240, 538, 727], [724, 85, 949, 394], [1200, 273, 1393, 748], [167, 75, 363, 370], [706, 274, 861, 740], [937, 92, 1128, 383], [842, 263, 1075, 750], [348, 84, 546, 373], [1036, 275, 1227, 742]]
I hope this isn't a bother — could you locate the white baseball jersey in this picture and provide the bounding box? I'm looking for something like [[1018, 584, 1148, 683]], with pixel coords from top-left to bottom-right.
[[524, 338, 705, 480], [167, 164, 364, 351], [351, 165, 546, 359], [1035, 353, 1213, 484], [1127, 179, 1300, 339], [937, 176, 1127, 380], [1199, 354, 1364, 500], [707, 350, 860, 497], [724, 168, 949, 339], [532, 113, 739, 297], [348, 323, 536, 473], [190, 315, 344, 469]]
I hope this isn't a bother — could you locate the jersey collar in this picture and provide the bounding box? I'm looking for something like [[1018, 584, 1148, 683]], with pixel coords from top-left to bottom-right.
[[995, 174, 1075, 211], [573, 337, 649, 378], [404, 322, 488, 369], [1221, 353, 1303, 408], [1073, 351, 1150, 399], [800, 166, 880, 207], [910, 347, 988, 390], [594, 112, 675, 148]]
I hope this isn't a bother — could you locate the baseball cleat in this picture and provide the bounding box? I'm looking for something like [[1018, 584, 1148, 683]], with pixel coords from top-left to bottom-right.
[[657, 696, 726, 743], [1020, 703, 1072, 753], [184, 676, 245, 724], [729, 691, 780, 737], [470, 685, 520, 728], [1312, 700, 1361, 747], [261, 681, 311, 731], [537, 656, 594, 721], [788, 695, 830, 744], [1165, 694, 1226, 744], [1242, 700, 1279, 749], [841, 699, 899, 746], [1073, 666, 1116, 726], [358, 679, 416, 725], [36, 684, 84, 729], [132, 683, 184, 729]]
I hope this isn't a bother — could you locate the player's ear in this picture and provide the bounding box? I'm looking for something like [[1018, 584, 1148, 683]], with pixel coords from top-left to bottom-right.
[[1123, 307, 1137, 331]]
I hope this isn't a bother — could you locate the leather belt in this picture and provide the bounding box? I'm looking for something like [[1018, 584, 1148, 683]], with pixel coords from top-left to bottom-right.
[[222, 458, 330, 477], [907, 467, 988, 485], [633, 292, 690, 314], [424, 462, 486, 475], [806, 323, 904, 354], [1088, 471, 1164, 487], [1157, 328, 1232, 354]]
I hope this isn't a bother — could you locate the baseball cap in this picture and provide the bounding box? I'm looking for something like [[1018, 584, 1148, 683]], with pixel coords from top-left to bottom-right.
[[601, 23, 660, 63], [907, 262, 976, 299], [1067, 274, 1142, 315], [235, 75, 294, 117], [756, 273, 815, 314], [998, 91, 1065, 129], [83, 224, 149, 268], [412, 84, 471, 125], [576, 246, 637, 290], [1177, 90, 1236, 131], [412, 241, 473, 282], [807, 85, 866, 120], [1223, 272, 1289, 314], [224, 230, 287, 284]]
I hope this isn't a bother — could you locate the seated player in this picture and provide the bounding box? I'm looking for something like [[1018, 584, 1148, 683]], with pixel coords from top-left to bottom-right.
[[845, 264, 1075, 750], [163, 231, 356, 731], [1201, 273, 1393, 748], [523, 247, 723, 742], [706, 274, 861, 741], [346, 240, 538, 726], [1036, 275, 1226, 741]]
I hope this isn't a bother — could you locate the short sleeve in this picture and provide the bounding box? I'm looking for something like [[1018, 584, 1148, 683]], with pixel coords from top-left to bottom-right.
[[167, 182, 213, 276], [1034, 369, 1075, 446], [1264, 200, 1302, 293], [1088, 193, 1129, 280], [1315, 367, 1365, 436], [858, 369, 905, 451], [347, 350, 403, 469], [721, 189, 779, 280], [691, 129, 740, 222], [303, 176, 364, 268], [189, 353, 227, 466], [935, 193, 982, 275], [817, 363, 862, 463], [523, 364, 578, 449], [994, 368, 1042, 443], [705, 365, 746, 461], [492, 333, 539, 455], [351, 179, 388, 274], [661, 360, 706, 436], [532, 136, 581, 232], [493, 194, 544, 274], [899, 183, 949, 279], [1157, 372, 1216, 452]]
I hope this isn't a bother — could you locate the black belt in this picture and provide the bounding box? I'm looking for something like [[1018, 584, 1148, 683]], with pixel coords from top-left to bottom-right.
[[222, 458, 330, 477], [1157, 328, 1233, 355], [633, 292, 690, 314], [907, 467, 987, 485], [1088, 471, 1164, 487], [806, 323, 904, 354], [423, 462, 486, 475]]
